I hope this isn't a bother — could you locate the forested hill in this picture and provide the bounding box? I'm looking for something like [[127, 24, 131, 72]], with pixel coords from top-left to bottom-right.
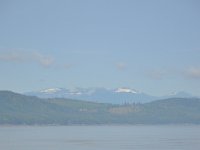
[[0, 91, 200, 125]]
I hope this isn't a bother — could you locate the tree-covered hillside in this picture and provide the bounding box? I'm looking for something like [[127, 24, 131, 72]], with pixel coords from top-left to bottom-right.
[[0, 91, 200, 125]]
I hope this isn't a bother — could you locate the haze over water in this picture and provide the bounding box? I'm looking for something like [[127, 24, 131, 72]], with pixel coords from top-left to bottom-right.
[[0, 125, 200, 150]]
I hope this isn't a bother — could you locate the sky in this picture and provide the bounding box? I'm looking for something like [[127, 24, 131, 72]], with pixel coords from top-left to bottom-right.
[[0, 0, 200, 96]]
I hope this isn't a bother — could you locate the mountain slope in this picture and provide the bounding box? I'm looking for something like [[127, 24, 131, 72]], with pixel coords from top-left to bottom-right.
[[1, 91, 200, 124], [141, 98, 200, 124], [0, 91, 114, 124]]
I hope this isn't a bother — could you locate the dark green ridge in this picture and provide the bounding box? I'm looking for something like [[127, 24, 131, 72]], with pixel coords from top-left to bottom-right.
[[0, 91, 200, 125]]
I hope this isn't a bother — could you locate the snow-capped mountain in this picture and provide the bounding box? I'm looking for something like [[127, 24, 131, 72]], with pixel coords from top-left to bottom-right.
[[115, 88, 139, 94], [25, 87, 196, 104], [25, 87, 156, 104]]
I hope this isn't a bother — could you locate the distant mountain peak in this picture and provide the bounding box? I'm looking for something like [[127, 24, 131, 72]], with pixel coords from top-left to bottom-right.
[[167, 91, 193, 98], [115, 87, 139, 94]]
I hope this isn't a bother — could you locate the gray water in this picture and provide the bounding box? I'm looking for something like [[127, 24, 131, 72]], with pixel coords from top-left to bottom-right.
[[0, 125, 200, 150]]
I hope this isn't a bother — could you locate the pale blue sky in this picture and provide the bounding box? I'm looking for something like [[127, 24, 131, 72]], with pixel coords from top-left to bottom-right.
[[0, 0, 200, 96]]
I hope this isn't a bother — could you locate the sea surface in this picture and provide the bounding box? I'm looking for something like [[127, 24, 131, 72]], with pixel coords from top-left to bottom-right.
[[0, 125, 200, 150]]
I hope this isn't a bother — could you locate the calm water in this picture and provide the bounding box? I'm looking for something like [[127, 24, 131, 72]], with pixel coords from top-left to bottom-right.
[[0, 125, 200, 150]]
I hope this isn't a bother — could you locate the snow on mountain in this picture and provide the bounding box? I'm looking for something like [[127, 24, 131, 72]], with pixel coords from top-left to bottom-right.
[[25, 87, 156, 104], [115, 88, 138, 94], [25, 87, 196, 104], [40, 88, 62, 93]]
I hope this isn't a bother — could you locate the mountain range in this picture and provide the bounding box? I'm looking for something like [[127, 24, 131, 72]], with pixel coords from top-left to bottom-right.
[[25, 87, 196, 104], [1, 90, 200, 125]]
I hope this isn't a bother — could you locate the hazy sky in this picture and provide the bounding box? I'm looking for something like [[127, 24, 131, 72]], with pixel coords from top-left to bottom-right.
[[0, 0, 200, 96]]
